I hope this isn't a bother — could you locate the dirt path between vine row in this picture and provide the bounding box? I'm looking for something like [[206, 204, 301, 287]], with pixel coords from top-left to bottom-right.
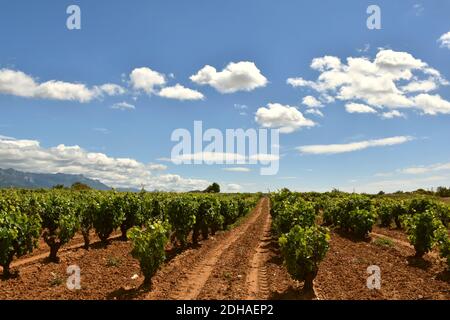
[[147, 197, 270, 300]]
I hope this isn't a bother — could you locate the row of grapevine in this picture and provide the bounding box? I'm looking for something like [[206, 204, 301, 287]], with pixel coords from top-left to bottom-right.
[[271, 189, 450, 275], [0, 189, 259, 283], [322, 194, 377, 238], [372, 196, 450, 263], [270, 189, 330, 292]]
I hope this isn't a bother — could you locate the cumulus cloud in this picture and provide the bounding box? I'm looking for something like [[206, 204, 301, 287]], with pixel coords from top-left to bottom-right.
[[0, 69, 124, 103], [129, 67, 166, 94], [297, 136, 413, 155], [287, 49, 450, 116], [381, 110, 406, 119], [97, 84, 126, 96], [255, 103, 315, 134], [413, 94, 450, 115], [225, 183, 243, 192], [190, 61, 267, 93], [111, 102, 135, 110], [0, 135, 209, 191], [354, 175, 447, 194], [302, 96, 323, 108], [158, 84, 204, 100], [305, 109, 324, 117], [345, 103, 377, 114], [438, 31, 450, 49], [400, 162, 450, 175]]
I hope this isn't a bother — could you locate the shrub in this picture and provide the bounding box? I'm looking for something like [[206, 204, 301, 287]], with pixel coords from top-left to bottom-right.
[[41, 193, 79, 262], [403, 210, 444, 257], [407, 197, 435, 215], [75, 193, 100, 249], [348, 209, 377, 238], [376, 199, 395, 227], [167, 197, 197, 247], [272, 198, 316, 235], [0, 198, 41, 277], [93, 192, 125, 244], [279, 225, 330, 292], [220, 198, 238, 229], [128, 220, 169, 288], [193, 197, 221, 243], [322, 195, 375, 238], [435, 226, 450, 270], [392, 200, 408, 229], [120, 193, 143, 240]]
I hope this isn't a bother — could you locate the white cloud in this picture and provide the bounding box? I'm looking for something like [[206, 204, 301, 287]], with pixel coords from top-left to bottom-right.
[[225, 183, 243, 192], [223, 167, 251, 172], [111, 102, 135, 110], [297, 136, 414, 155], [345, 103, 377, 114], [190, 61, 267, 93], [286, 49, 449, 116], [287, 77, 316, 88], [0, 68, 124, 103], [413, 94, 450, 115], [381, 110, 406, 119], [97, 84, 126, 96], [438, 31, 450, 49], [402, 79, 437, 93], [305, 109, 324, 117], [129, 67, 166, 94], [302, 96, 323, 108], [0, 135, 208, 191], [255, 103, 315, 134], [355, 176, 447, 194], [158, 84, 204, 100], [400, 162, 450, 175]]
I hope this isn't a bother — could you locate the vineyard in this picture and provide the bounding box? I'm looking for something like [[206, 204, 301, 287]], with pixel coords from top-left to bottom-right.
[[0, 188, 450, 299]]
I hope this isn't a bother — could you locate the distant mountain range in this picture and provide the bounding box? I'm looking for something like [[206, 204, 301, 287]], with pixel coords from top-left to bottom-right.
[[0, 168, 111, 190]]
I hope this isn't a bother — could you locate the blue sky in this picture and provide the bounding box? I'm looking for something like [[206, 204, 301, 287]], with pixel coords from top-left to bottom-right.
[[0, 0, 449, 192]]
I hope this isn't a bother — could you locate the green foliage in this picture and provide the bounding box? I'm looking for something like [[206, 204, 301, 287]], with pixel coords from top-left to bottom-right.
[[403, 210, 444, 257], [436, 186, 450, 197], [0, 188, 259, 280], [204, 182, 220, 193], [40, 193, 78, 261], [0, 196, 41, 276], [71, 182, 91, 191], [272, 198, 316, 235], [194, 196, 223, 242], [279, 225, 330, 291], [120, 193, 143, 240], [321, 194, 376, 238], [376, 198, 396, 227], [373, 237, 394, 248], [75, 192, 99, 249], [167, 197, 197, 247], [348, 209, 377, 238], [220, 198, 238, 229], [128, 220, 169, 287], [93, 192, 125, 244]]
